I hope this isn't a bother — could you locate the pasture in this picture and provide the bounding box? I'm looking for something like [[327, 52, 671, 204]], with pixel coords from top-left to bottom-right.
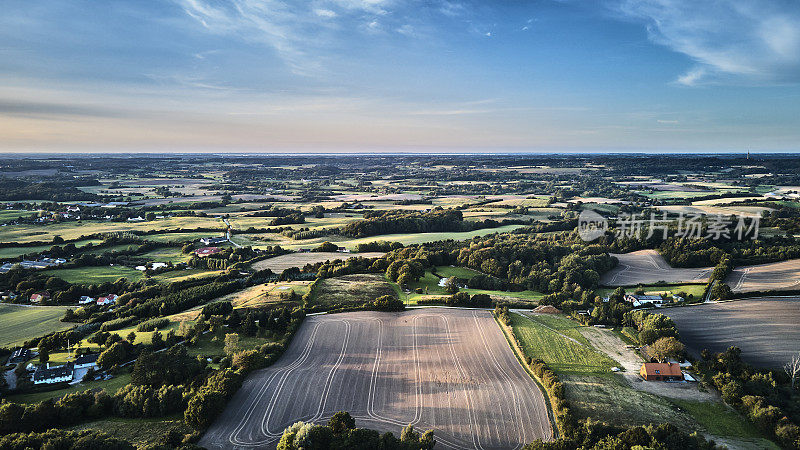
[[600, 250, 712, 286], [725, 258, 800, 293], [0, 304, 73, 348], [661, 298, 800, 368], [594, 283, 706, 300], [199, 309, 553, 449], [0, 238, 104, 260], [45, 265, 144, 284]]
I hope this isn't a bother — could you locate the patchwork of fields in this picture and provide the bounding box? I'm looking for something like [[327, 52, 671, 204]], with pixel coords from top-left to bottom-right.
[[725, 259, 800, 293], [200, 309, 553, 449]]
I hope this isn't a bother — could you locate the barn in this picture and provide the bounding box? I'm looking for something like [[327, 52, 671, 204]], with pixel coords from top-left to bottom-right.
[[639, 362, 684, 381]]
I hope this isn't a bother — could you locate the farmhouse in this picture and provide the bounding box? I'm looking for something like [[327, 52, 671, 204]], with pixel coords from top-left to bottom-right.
[[33, 362, 74, 385], [624, 294, 664, 307], [639, 362, 684, 381], [29, 291, 50, 303], [78, 296, 95, 305], [195, 247, 223, 257], [200, 236, 228, 246], [74, 353, 100, 369], [97, 294, 118, 306]]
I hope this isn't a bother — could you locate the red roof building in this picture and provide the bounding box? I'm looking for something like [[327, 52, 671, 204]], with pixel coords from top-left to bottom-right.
[[640, 362, 684, 381], [195, 247, 223, 258]]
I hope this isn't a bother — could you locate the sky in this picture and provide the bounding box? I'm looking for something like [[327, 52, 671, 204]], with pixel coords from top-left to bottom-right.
[[1, 0, 799, 153]]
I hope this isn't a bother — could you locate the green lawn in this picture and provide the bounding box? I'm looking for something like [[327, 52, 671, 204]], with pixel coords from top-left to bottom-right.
[[139, 246, 191, 264], [509, 312, 615, 375], [45, 265, 144, 284], [462, 288, 543, 302], [151, 268, 223, 283], [0, 209, 38, 222], [0, 304, 73, 348], [435, 266, 482, 279]]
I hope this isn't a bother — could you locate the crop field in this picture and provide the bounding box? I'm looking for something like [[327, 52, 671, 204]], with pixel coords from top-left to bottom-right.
[[661, 298, 800, 368], [251, 251, 385, 272], [311, 274, 397, 308], [600, 250, 712, 286], [200, 309, 553, 449], [0, 304, 73, 347], [725, 258, 800, 292], [0, 216, 225, 243]]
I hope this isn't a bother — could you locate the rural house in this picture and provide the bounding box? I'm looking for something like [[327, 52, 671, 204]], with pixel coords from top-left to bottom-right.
[[33, 362, 74, 385], [29, 291, 50, 303], [639, 362, 684, 381], [96, 294, 118, 306], [200, 236, 228, 246], [74, 353, 100, 369], [624, 294, 664, 307], [79, 296, 95, 305]]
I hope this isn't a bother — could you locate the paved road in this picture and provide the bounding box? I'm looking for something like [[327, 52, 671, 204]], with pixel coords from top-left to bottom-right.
[[200, 309, 553, 449]]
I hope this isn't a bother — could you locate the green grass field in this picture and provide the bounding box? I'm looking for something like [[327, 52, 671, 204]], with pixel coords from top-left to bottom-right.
[[670, 400, 766, 440], [69, 416, 191, 449], [0, 209, 38, 222], [45, 265, 144, 284], [509, 312, 615, 375], [0, 304, 73, 347], [139, 246, 191, 264]]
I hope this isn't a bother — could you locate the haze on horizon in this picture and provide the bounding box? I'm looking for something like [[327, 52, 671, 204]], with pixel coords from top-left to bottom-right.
[[1, 0, 799, 153]]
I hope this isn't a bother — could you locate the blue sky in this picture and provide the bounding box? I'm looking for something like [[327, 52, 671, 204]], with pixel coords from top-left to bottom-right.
[[1, 0, 799, 152]]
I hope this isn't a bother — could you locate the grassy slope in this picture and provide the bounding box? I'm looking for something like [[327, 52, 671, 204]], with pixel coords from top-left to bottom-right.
[[0, 304, 73, 347], [311, 273, 397, 308], [44, 265, 144, 284], [595, 283, 706, 299]]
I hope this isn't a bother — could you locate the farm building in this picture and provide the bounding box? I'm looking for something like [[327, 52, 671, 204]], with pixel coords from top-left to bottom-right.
[[8, 348, 32, 364], [33, 362, 74, 385], [74, 353, 100, 369], [639, 362, 684, 381], [200, 236, 228, 246], [195, 247, 223, 257], [624, 294, 664, 307], [29, 291, 50, 303], [78, 296, 95, 305], [97, 294, 118, 306]]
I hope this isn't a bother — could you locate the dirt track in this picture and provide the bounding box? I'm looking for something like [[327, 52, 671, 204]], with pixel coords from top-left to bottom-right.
[[725, 259, 800, 293], [661, 298, 800, 368], [200, 309, 553, 449], [601, 250, 712, 286]]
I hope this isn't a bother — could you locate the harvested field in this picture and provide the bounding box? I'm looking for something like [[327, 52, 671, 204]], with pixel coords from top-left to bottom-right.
[[250, 252, 385, 272], [312, 274, 397, 308], [725, 259, 800, 293], [661, 298, 800, 368], [601, 250, 712, 286], [200, 309, 553, 449]]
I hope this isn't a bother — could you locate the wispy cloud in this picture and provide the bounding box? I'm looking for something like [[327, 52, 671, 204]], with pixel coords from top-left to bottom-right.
[[177, 0, 482, 75], [613, 0, 800, 85]]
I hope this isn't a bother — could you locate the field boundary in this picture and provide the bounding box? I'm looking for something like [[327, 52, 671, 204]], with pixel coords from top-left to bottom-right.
[[494, 313, 560, 440]]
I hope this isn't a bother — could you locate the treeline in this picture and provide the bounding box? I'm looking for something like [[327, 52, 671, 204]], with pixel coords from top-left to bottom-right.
[[0, 429, 137, 450], [659, 236, 800, 268], [697, 347, 800, 449], [417, 292, 492, 308], [0, 177, 101, 201], [276, 411, 435, 450]]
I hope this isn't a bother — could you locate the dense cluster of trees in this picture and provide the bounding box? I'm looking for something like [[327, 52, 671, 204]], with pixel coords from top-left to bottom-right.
[[0, 429, 135, 450], [0, 178, 101, 201], [341, 208, 527, 238], [624, 309, 680, 346], [417, 292, 492, 308], [698, 347, 800, 449], [277, 412, 435, 450]]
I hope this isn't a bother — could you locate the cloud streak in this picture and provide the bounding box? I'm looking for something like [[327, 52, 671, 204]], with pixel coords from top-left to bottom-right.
[[614, 0, 800, 85]]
